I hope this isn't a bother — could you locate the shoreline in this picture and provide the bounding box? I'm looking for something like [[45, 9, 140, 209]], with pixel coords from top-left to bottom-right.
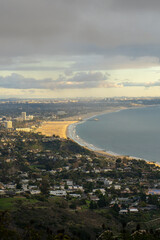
[[66, 106, 130, 159], [66, 105, 160, 167]]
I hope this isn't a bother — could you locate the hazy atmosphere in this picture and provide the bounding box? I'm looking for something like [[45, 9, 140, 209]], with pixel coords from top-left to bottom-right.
[[1, 0, 160, 98]]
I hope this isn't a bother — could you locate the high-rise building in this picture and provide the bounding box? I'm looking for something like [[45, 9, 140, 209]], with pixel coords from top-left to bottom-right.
[[5, 121, 12, 129], [21, 112, 26, 120]]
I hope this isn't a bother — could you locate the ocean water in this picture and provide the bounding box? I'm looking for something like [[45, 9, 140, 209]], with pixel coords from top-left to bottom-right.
[[74, 106, 160, 163]]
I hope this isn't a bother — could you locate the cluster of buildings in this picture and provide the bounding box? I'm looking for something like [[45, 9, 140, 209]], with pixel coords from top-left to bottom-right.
[[16, 112, 34, 121], [0, 112, 34, 130]]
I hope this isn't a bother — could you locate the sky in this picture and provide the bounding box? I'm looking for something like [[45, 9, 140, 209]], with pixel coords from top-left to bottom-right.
[[1, 0, 160, 98]]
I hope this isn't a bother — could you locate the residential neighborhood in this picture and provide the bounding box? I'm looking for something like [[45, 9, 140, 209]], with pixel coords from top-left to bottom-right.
[[1, 99, 160, 238], [1, 130, 160, 224]]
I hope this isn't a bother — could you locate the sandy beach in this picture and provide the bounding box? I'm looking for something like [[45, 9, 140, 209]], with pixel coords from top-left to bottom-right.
[[34, 121, 77, 138]]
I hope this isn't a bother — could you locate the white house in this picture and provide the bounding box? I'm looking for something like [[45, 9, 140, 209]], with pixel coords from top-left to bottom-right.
[[50, 190, 67, 196]]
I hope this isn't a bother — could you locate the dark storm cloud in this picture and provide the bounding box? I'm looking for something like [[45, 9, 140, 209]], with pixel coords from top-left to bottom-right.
[[1, 0, 160, 58]]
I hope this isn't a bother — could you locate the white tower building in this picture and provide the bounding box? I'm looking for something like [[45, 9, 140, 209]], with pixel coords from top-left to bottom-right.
[[21, 112, 26, 120]]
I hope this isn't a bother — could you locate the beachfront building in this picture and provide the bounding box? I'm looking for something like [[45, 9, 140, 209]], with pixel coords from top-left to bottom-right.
[[5, 121, 12, 129], [16, 128, 32, 132]]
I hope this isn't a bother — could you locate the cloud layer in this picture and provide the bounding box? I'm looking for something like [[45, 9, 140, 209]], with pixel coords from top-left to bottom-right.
[[0, 72, 111, 89], [0, 73, 159, 90], [1, 1, 160, 96], [0, 0, 160, 57]]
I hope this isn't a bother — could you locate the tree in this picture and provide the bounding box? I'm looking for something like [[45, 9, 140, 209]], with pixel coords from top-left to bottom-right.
[[112, 204, 120, 213], [148, 195, 159, 206], [16, 182, 22, 190], [116, 158, 122, 168], [40, 177, 50, 195], [97, 195, 106, 208], [89, 200, 97, 209], [83, 182, 94, 193]]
